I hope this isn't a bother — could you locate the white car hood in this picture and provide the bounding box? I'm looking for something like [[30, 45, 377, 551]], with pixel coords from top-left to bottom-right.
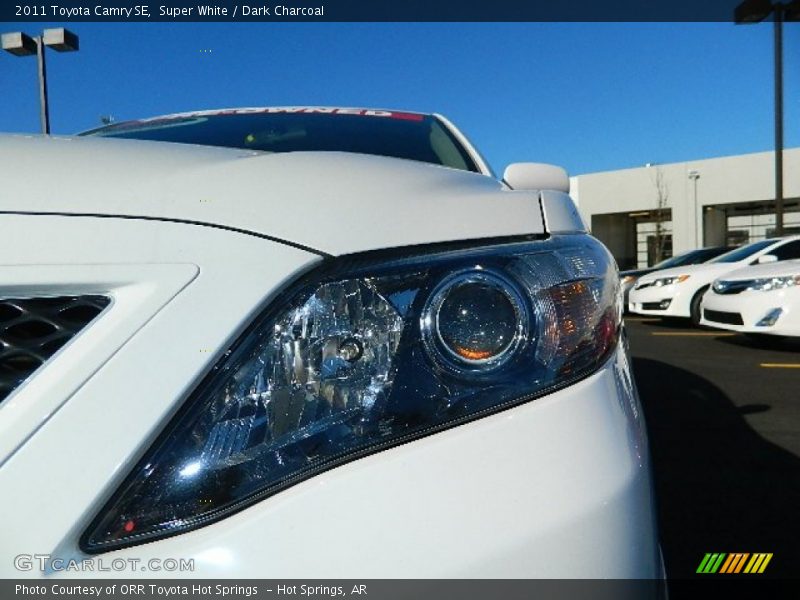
[[0, 134, 545, 256], [718, 259, 800, 281], [637, 261, 737, 283]]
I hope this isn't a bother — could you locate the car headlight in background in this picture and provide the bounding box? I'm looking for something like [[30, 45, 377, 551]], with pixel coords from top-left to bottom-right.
[[652, 275, 690, 287], [81, 235, 620, 552], [746, 275, 800, 292]]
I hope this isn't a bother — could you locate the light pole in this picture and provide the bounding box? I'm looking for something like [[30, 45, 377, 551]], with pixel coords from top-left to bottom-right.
[[1, 28, 80, 134], [734, 0, 800, 237], [688, 170, 701, 247]]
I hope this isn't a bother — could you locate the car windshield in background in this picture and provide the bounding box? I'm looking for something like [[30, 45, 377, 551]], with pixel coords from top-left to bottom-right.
[[652, 251, 698, 269], [710, 239, 776, 263], [80, 108, 479, 173], [656, 246, 731, 268]]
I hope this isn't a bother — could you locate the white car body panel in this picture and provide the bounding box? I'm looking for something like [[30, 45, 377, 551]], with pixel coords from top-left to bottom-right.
[[0, 135, 546, 256], [701, 259, 800, 337], [0, 113, 657, 579], [539, 190, 588, 234]]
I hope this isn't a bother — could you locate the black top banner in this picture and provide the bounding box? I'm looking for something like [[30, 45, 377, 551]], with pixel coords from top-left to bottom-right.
[[1, 0, 758, 23]]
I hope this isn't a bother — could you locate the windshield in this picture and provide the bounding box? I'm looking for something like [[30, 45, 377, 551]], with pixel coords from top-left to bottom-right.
[[710, 240, 776, 264], [652, 251, 697, 269], [80, 108, 479, 173], [653, 247, 729, 269]]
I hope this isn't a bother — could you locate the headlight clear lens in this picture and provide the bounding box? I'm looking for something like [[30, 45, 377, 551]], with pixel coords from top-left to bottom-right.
[[82, 235, 620, 552], [653, 274, 690, 287], [747, 275, 800, 292]]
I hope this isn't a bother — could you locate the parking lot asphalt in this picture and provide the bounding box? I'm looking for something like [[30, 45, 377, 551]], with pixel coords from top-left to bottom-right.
[[625, 316, 799, 581]]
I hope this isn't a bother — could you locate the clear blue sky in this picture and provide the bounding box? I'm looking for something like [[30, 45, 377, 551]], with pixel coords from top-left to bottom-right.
[[1, 22, 798, 175]]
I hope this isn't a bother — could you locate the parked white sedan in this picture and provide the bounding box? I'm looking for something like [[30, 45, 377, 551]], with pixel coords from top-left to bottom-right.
[[629, 236, 800, 324], [701, 259, 800, 337], [0, 107, 660, 578]]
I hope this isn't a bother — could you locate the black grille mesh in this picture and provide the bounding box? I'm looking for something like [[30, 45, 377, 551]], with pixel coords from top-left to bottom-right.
[[0, 295, 110, 403]]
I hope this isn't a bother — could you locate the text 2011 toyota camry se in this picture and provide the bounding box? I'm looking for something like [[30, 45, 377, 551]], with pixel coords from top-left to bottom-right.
[[0, 107, 660, 578]]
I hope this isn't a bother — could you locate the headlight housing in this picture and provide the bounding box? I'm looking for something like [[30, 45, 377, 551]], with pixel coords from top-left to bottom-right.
[[746, 275, 800, 292], [652, 274, 690, 287], [81, 235, 620, 552]]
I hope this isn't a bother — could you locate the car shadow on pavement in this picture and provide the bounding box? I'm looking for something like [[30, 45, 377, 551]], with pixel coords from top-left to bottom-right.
[[628, 317, 688, 329], [632, 357, 800, 581], [717, 334, 800, 354]]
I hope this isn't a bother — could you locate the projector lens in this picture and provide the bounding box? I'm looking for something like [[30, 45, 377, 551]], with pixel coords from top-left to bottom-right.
[[425, 271, 527, 371]]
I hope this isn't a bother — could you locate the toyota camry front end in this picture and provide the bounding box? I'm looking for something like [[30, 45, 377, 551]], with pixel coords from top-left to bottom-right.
[[0, 107, 660, 578]]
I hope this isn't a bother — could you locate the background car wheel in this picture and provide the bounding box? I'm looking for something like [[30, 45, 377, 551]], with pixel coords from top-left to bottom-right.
[[690, 285, 709, 326]]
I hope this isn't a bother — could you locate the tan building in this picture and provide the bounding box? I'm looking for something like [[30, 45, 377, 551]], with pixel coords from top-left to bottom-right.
[[570, 148, 800, 269]]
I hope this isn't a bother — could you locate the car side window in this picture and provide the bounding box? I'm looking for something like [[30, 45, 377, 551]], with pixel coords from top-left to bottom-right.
[[770, 240, 800, 261]]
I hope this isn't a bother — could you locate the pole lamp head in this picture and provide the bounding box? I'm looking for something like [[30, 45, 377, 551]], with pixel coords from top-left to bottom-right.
[[734, 0, 774, 23], [42, 28, 79, 52], [1, 31, 38, 56], [786, 0, 800, 21]]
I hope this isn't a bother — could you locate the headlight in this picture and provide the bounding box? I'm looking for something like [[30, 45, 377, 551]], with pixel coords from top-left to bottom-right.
[[746, 275, 800, 292], [81, 235, 620, 552], [620, 275, 637, 286], [652, 275, 690, 287]]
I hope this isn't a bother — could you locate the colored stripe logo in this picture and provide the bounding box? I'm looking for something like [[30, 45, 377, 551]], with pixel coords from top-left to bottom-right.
[[697, 553, 773, 574]]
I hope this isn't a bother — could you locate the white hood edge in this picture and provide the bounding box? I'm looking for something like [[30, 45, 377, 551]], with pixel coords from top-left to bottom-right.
[[718, 259, 800, 281], [0, 134, 545, 256]]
